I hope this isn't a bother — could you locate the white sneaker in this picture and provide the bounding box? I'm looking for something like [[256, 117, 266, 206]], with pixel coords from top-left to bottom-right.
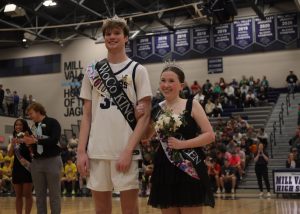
[[259, 192, 264, 197], [266, 192, 271, 197], [216, 188, 221, 194], [221, 189, 225, 194], [231, 189, 235, 194]]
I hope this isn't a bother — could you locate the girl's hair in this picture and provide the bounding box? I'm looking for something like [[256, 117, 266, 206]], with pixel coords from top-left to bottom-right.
[[13, 119, 33, 137], [161, 66, 185, 83]]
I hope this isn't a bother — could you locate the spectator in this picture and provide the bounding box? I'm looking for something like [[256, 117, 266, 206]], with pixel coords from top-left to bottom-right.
[[257, 128, 268, 148], [22, 94, 29, 118], [0, 84, 4, 114], [64, 156, 77, 196], [260, 76, 269, 90], [220, 159, 237, 194], [182, 81, 191, 98], [226, 139, 236, 154], [291, 148, 300, 168], [212, 99, 223, 117], [240, 84, 249, 102], [224, 84, 235, 105], [286, 70, 298, 93], [207, 158, 221, 194], [193, 90, 205, 107], [5, 89, 13, 115], [254, 143, 271, 197], [219, 77, 227, 91], [28, 95, 35, 105], [230, 78, 239, 89], [0, 158, 12, 193], [257, 86, 268, 106], [245, 90, 257, 107], [205, 99, 215, 117], [228, 151, 243, 179], [202, 79, 212, 96], [212, 82, 222, 99], [233, 131, 243, 145], [13, 91, 20, 117], [248, 76, 255, 91], [239, 75, 249, 87], [236, 145, 246, 173], [190, 81, 201, 95], [254, 78, 261, 93], [234, 88, 243, 108], [140, 153, 153, 197], [288, 126, 300, 148], [68, 134, 79, 149], [286, 152, 296, 168]]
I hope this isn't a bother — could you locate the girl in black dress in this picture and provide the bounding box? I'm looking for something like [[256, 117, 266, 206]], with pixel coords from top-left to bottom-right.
[[8, 119, 33, 214], [146, 66, 215, 213]]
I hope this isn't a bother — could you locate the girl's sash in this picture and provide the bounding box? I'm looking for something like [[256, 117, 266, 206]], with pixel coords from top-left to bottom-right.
[[14, 143, 31, 171]]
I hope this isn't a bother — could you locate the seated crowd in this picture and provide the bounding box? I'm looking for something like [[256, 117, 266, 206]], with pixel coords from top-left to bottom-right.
[[0, 75, 274, 197], [191, 75, 269, 117]]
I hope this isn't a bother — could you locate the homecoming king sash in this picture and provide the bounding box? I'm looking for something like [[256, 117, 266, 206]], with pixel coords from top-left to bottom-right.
[[87, 59, 137, 130]]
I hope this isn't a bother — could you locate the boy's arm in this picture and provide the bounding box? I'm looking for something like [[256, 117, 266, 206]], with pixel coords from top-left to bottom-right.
[[116, 96, 151, 172]]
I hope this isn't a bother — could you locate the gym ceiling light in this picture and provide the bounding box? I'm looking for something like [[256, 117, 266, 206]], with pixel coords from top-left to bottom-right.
[[43, 0, 57, 7]]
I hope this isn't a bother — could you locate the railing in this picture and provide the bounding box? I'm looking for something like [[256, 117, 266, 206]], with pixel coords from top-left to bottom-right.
[[286, 93, 291, 116], [272, 121, 277, 146], [278, 102, 284, 134], [269, 131, 274, 158]]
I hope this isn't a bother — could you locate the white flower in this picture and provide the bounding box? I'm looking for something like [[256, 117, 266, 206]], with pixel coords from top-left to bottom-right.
[[163, 116, 170, 124], [173, 114, 182, 128], [41, 124, 46, 128], [17, 132, 25, 138]]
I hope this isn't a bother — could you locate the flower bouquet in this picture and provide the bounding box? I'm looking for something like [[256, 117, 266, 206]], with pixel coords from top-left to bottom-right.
[[154, 110, 186, 162]]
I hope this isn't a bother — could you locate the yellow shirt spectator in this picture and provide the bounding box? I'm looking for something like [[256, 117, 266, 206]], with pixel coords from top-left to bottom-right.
[[64, 161, 77, 181], [0, 150, 3, 165], [1, 161, 12, 180]]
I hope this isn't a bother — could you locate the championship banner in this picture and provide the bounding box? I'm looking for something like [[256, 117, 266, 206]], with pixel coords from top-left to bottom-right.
[[233, 18, 253, 49], [136, 36, 153, 59], [192, 26, 211, 53], [273, 169, 300, 194], [125, 40, 134, 58], [255, 16, 276, 47], [213, 23, 232, 51], [277, 13, 298, 45], [174, 29, 191, 55], [154, 34, 171, 57]]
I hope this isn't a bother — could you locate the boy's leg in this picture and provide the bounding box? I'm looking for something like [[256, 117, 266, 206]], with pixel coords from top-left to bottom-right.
[[120, 189, 139, 214], [92, 191, 112, 214], [88, 159, 114, 214], [112, 160, 139, 214]]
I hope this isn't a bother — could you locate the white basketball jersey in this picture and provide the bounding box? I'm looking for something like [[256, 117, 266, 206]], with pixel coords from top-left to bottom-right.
[[80, 58, 152, 160]]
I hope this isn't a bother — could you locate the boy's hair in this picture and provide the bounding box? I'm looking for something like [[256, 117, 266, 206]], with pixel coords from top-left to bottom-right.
[[26, 102, 46, 115], [102, 17, 129, 38]]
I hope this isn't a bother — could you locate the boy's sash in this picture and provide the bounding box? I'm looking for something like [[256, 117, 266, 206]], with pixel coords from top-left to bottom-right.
[[88, 58, 137, 130]]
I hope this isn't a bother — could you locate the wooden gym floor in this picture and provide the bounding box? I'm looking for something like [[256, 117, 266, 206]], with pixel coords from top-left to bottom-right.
[[0, 192, 299, 214]]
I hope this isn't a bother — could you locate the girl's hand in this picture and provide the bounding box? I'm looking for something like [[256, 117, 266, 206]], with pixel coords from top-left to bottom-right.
[[135, 103, 145, 120], [167, 137, 184, 150]]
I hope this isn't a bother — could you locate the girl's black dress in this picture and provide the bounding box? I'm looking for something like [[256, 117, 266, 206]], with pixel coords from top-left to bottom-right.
[[148, 99, 215, 208], [12, 143, 32, 184]]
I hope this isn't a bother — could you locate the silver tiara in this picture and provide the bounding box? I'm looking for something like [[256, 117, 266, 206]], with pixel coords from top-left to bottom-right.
[[103, 15, 127, 25], [163, 59, 183, 70]]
